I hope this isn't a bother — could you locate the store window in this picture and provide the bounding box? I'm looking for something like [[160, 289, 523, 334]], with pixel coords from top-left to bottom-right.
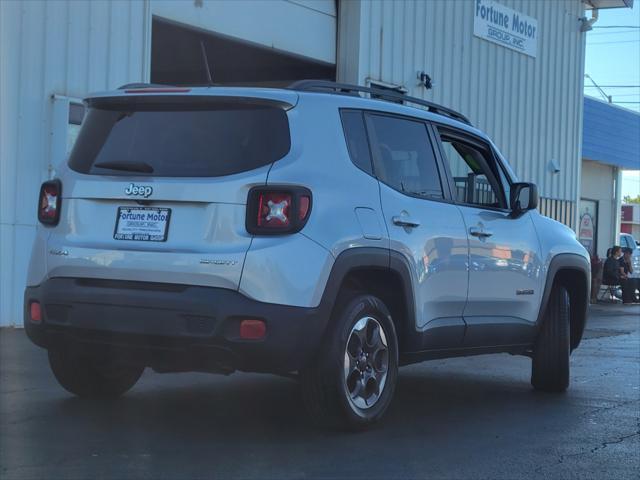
[[579, 199, 598, 257]]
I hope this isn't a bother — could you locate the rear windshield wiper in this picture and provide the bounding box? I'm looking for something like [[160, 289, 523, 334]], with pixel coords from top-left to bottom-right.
[[94, 160, 154, 174]]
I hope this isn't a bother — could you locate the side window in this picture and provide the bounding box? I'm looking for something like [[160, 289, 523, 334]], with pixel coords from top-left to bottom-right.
[[366, 114, 443, 199], [437, 130, 506, 209], [340, 110, 373, 174]]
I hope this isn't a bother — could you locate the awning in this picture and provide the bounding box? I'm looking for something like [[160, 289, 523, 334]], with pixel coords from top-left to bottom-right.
[[583, 0, 633, 9], [582, 97, 640, 170]]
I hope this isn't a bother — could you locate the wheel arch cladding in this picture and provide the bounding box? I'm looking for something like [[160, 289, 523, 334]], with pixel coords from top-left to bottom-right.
[[537, 254, 590, 351], [320, 248, 416, 354]]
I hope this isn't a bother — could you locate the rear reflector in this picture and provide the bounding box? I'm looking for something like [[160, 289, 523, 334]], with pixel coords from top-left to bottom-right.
[[239, 319, 266, 340], [29, 302, 42, 323]]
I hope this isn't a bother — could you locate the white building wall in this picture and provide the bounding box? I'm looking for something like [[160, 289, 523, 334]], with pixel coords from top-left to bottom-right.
[[0, 0, 150, 326], [580, 160, 619, 259], [338, 0, 586, 213]]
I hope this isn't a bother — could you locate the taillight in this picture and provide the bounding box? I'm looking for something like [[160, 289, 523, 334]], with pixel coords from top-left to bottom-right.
[[246, 186, 312, 235], [38, 179, 62, 226]]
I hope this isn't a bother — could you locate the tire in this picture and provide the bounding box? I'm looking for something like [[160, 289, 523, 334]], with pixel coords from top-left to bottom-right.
[[531, 285, 570, 392], [48, 349, 144, 398], [300, 294, 399, 430]]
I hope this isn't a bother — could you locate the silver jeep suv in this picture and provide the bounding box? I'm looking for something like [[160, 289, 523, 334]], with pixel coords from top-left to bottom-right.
[[25, 81, 590, 429]]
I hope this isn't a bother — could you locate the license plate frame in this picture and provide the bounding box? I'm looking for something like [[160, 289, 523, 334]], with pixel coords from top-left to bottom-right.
[[113, 207, 171, 242]]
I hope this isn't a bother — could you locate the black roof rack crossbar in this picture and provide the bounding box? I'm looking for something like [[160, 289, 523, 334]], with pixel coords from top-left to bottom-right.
[[288, 80, 472, 126]]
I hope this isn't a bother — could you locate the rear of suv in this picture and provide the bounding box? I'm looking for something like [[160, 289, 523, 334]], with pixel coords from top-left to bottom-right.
[[25, 81, 590, 429]]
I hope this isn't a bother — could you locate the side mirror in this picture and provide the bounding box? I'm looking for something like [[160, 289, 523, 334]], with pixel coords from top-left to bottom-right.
[[510, 182, 538, 217]]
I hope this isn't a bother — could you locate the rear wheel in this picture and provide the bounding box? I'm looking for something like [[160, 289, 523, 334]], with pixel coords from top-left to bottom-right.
[[531, 285, 570, 392], [300, 294, 398, 430], [48, 349, 144, 398]]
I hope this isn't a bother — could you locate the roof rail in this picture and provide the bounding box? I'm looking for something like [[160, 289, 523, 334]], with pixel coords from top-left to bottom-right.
[[288, 80, 472, 126]]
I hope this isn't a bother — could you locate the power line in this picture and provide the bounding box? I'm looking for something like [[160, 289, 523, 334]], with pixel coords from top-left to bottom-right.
[[584, 85, 640, 88], [592, 25, 640, 29], [587, 39, 640, 45], [588, 29, 640, 35]]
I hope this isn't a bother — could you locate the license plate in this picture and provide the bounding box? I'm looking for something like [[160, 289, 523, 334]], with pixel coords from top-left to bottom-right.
[[114, 207, 171, 242]]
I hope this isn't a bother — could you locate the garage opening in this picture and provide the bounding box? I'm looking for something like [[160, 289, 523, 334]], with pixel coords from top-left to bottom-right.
[[151, 18, 336, 87]]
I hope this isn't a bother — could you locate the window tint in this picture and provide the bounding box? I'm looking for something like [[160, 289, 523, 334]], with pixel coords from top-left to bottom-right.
[[340, 110, 373, 174], [438, 132, 505, 208], [366, 114, 443, 199], [68, 102, 290, 177]]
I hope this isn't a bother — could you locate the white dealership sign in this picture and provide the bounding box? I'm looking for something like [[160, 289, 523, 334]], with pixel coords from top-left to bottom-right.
[[473, 0, 538, 58]]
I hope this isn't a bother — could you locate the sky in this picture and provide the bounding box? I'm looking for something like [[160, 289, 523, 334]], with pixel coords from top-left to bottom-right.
[[584, 2, 640, 199], [584, 2, 640, 112]]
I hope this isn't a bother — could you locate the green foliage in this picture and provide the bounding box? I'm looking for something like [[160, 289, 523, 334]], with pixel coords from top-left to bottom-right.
[[623, 194, 640, 204]]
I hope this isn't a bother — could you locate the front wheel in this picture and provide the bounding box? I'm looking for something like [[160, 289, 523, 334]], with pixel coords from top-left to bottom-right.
[[531, 285, 570, 392], [300, 294, 399, 430], [48, 349, 144, 398]]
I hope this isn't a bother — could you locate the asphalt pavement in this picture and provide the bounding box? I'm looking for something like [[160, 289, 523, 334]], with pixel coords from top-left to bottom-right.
[[1, 304, 638, 479]]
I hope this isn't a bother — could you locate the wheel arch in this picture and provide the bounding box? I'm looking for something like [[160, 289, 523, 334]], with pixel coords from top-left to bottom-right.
[[317, 248, 417, 353], [537, 254, 591, 351]]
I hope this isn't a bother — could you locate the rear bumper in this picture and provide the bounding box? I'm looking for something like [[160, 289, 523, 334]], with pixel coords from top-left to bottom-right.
[[24, 278, 327, 374]]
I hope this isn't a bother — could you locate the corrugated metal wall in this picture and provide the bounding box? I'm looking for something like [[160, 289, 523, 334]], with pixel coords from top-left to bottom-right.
[[338, 0, 586, 208], [0, 0, 150, 326]]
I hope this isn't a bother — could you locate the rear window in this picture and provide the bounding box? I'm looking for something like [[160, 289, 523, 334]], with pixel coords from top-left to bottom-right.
[[68, 100, 290, 177]]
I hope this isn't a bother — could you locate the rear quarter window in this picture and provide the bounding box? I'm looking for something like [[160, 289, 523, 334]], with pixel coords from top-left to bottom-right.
[[68, 99, 290, 177], [340, 110, 374, 174]]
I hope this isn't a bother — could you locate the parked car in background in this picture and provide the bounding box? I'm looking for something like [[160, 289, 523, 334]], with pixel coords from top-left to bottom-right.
[[620, 233, 640, 279]]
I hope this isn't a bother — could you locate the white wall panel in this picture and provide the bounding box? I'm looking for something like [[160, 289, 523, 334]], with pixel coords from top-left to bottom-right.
[[581, 160, 618, 258], [338, 0, 586, 210], [0, 0, 149, 326], [152, 0, 336, 64]]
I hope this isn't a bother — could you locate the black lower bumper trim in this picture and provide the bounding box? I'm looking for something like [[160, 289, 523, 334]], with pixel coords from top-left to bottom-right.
[[24, 278, 327, 374]]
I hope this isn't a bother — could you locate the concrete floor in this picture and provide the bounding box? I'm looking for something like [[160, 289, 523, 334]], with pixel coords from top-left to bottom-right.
[[1, 304, 638, 479]]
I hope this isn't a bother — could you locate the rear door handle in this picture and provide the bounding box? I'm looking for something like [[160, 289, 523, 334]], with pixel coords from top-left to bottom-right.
[[392, 216, 421, 228], [469, 226, 493, 238]]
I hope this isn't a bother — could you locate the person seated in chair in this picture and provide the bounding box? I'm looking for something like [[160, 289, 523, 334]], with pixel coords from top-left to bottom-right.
[[602, 246, 623, 300], [620, 247, 639, 304]]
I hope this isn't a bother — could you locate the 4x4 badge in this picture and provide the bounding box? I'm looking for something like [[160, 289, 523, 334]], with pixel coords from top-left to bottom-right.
[[124, 183, 153, 198]]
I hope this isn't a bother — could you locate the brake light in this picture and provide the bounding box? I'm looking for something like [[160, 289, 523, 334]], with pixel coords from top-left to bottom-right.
[[124, 87, 191, 93], [246, 186, 312, 235], [37, 180, 62, 226]]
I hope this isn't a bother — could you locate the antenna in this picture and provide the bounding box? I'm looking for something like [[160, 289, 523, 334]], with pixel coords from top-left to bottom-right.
[[200, 40, 214, 86]]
